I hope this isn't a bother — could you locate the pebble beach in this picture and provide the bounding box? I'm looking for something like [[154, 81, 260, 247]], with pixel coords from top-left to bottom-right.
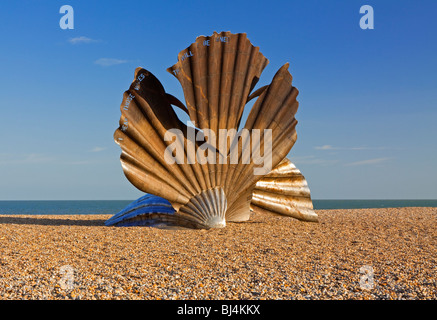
[[0, 207, 435, 300]]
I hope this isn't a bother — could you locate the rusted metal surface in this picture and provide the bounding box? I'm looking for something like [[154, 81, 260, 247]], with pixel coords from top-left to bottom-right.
[[109, 31, 314, 229]]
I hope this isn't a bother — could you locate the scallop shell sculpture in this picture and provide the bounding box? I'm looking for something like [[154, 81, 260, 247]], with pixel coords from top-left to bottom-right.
[[106, 31, 318, 229]]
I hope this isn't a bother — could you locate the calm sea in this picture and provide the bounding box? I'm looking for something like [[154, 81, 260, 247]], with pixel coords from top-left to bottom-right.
[[0, 200, 435, 215]]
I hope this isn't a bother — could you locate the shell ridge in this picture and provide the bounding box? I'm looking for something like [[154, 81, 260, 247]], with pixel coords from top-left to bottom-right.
[[238, 66, 296, 167], [215, 32, 233, 187], [132, 72, 217, 195], [178, 202, 207, 224], [120, 153, 190, 206], [120, 95, 204, 197], [209, 188, 220, 220], [218, 33, 245, 187], [234, 39, 259, 128], [117, 135, 192, 199], [186, 41, 215, 190], [174, 208, 208, 227], [250, 158, 318, 222], [221, 46, 269, 196], [187, 196, 210, 222]]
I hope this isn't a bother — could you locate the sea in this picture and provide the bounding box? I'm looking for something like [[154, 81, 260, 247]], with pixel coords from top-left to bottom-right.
[[0, 199, 436, 215]]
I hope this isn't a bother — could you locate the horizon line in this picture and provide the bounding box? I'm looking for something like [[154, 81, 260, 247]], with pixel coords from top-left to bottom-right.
[[0, 199, 436, 202]]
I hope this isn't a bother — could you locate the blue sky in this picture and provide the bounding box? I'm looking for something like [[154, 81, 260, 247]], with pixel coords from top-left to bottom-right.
[[0, 0, 436, 200]]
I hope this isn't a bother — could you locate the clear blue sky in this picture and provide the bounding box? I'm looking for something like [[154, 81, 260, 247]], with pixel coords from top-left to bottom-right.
[[0, 0, 436, 200]]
